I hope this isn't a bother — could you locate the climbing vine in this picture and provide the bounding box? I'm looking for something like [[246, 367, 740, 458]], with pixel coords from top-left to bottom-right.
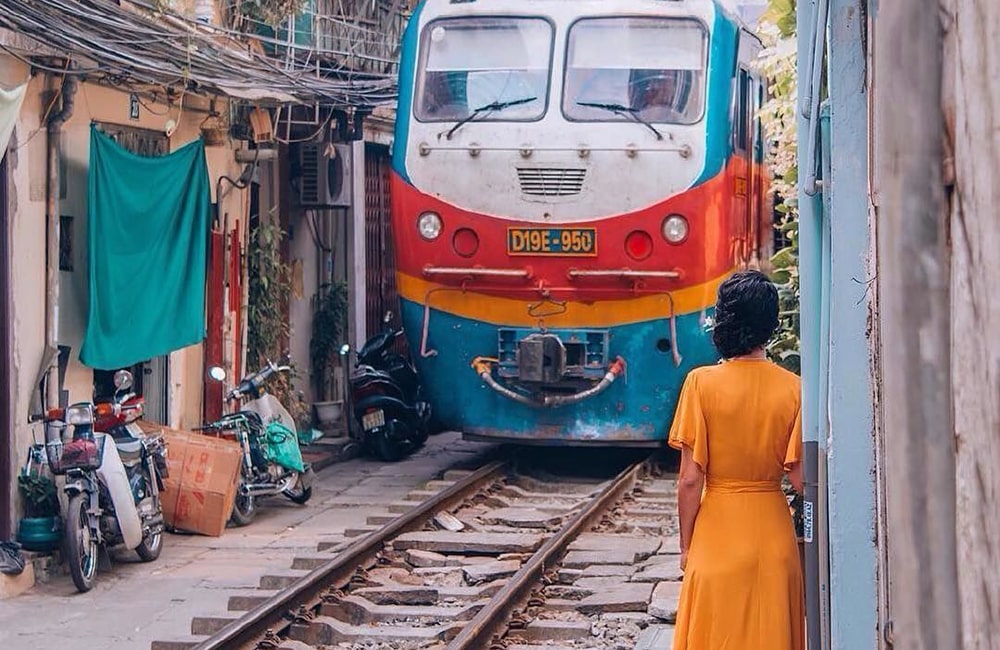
[[758, 1, 801, 375]]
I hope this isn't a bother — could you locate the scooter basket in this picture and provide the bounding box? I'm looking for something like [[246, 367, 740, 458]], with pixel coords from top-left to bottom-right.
[[46, 433, 105, 475]]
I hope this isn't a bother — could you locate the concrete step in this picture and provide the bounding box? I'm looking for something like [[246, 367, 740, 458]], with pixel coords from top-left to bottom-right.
[[260, 569, 311, 590], [191, 613, 241, 636], [150, 636, 206, 650], [227, 588, 280, 611], [291, 553, 338, 570], [343, 526, 380, 538], [366, 513, 398, 526]]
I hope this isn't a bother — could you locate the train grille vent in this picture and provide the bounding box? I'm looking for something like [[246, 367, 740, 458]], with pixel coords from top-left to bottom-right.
[[516, 167, 587, 197]]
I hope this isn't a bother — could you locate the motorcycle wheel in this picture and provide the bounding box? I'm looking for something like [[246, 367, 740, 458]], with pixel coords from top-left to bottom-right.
[[283, 483, 312, 505], [229, 483, 257, 527], [135, 496, 163, 562], [65, 494, 98, 593]]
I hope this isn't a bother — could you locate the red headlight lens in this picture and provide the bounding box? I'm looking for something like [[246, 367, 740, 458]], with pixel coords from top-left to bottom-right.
[[625, 230, 654, 260], [452, 228, 480, 258]]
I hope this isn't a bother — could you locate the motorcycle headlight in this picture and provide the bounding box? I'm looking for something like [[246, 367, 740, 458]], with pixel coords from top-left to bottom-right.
[[417, 212, 442, 240], [65, 403, 94, 426]]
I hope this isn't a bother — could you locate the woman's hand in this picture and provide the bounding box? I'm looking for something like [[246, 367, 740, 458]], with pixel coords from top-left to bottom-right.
[[680, 549, 688, 572]]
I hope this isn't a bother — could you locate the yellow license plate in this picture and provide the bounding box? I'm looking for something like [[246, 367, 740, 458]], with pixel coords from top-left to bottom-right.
[[507, 227, 597, 256]]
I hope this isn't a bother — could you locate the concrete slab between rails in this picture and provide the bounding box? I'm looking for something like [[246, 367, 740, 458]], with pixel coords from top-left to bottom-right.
[[569, 533, 662, 558], [649, 581, 682, 621], [393, 531, 544, 554], [632, 560, 683, 583], [259, 569, 312, 589], [576, 582, 655, 615], [562, 549, 642, 568], [514, 619, 594, 643], [321, 594, 489, 624], [353, 581, 503, 606], [636, 624, 676, 649], [462, 559, 521, 583], [481, 507, 566, 528], [289, 616, 463, 645]]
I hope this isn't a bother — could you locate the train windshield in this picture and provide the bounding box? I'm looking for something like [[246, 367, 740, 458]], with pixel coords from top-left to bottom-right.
[[563, 18, 707, 125], [415, 17, 552, 122]]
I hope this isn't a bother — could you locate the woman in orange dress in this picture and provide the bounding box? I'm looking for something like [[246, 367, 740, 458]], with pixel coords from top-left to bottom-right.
[[668, 270, 804, 650]]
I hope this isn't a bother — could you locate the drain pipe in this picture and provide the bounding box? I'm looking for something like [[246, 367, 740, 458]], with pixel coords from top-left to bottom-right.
[[41, 72, 77, 413]]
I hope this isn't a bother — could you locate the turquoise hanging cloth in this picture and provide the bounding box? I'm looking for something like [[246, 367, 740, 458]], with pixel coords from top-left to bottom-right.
[[80, 125, 210, 370]]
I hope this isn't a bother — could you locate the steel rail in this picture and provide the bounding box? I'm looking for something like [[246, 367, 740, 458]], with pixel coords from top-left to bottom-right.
[[193, 459, 510, 650], [446, 455, 652, 650]]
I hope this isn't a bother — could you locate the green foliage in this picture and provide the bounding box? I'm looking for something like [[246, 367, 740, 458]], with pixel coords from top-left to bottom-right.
[[310, 282, 349, 401], [757, 2, 801, 376], [247, 217, 290, 368], [246, 216, 310, 426], [224, 0, 307, 28], [18, 473, 60, 519]]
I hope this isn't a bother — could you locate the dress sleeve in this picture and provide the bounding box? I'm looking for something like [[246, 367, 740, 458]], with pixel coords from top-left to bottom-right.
[[667, 371, 708, 470], [784, 402, 803, 470]]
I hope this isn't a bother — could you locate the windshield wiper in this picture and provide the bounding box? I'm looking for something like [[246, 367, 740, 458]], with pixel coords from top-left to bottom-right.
[[576, 101, 664, 140], [446, 96, 538, 140]]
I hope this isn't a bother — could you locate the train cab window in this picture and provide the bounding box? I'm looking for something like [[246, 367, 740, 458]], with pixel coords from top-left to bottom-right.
[[563, 18, 707, 125], [415, 17, 553, 122]]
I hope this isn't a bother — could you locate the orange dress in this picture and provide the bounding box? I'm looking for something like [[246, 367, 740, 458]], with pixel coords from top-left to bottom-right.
[[668, 359, 804, 650]]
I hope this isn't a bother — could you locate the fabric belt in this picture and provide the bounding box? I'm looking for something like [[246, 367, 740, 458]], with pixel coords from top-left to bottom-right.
[[705, 479, 783, 494]]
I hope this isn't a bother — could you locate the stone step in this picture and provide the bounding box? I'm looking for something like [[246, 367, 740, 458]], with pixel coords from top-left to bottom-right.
[[423, 480, 457, 490], [442, 469, 474, 481], [260, 569, 311, 590], [316, 539, 350, 552], [388, 500, 420, 514], [576, 583, 655, 615], [480, 507, 564, 529], [191, 613, 242, 636], [405, 489, 441, 501], [150, 637, 205, 650], [366, 513, 398, 526], [568, 533, 662, 558], [648, 581, 682, 622], [289, 616, 463, 645], [291, 553, 339, 571], [514, 620, 593, 644], [344, 526, 380, 538], [635, 624, 676, 650], [228, 588, 280, 611], [321, 594, 487, 624], [562, 549, 642, 568]]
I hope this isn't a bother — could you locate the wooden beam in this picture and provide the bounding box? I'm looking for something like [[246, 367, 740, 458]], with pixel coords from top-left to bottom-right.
[[873, 1, 962, 648]]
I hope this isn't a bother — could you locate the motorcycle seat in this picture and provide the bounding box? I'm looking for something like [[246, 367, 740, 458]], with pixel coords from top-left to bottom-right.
[[114, 439, 143, 455]]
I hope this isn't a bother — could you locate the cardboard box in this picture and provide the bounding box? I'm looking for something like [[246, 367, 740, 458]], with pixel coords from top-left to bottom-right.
[[138, 421, 241, 537]]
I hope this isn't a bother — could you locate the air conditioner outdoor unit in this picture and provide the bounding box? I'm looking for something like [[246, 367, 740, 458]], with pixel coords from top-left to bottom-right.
[[298, 142, 352, 207]]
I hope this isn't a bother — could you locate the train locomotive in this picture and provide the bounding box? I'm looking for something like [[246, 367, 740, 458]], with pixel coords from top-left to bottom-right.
[[390, 0, 771, 445]]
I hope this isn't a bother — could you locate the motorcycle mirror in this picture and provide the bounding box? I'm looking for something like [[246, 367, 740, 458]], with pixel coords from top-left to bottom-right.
[[339, 344, 351, 356], [208, 366, 227, 382], [113, 369, 134, 391], [383, 311, 393, 324]]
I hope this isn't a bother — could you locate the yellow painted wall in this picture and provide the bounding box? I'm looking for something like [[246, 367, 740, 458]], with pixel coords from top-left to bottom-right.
[[2, 54, 251, 527]]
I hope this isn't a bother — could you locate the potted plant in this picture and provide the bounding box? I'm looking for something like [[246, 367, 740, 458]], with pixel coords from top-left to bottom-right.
[[310, 281, 348, 426], [17, 446, 62, 552]]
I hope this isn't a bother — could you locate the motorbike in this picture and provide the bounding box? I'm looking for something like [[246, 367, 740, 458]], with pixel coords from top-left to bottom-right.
[[43, 370, 167, 592], [203, 357, 314, 526], [341, 312, 432, 462]]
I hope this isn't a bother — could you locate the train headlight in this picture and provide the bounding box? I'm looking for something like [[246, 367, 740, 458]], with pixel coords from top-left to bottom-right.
[[417, 212, 442, 240], [661, 215, 689, 244]]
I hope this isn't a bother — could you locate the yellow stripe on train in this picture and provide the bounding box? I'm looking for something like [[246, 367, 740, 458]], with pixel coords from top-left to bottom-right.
[[396, 270, 733, 328]]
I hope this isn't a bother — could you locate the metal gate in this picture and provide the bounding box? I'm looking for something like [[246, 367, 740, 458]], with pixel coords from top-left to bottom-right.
[[364, 144, 401, 339]]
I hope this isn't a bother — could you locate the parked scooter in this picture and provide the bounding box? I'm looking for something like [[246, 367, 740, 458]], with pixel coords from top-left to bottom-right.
[[203, 357, 314, 526], [43, 370, 167, 592], [341, 312, 432, 462]]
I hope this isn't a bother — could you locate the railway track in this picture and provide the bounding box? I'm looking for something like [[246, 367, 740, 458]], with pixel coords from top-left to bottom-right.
[[156, 449, 681, 650]]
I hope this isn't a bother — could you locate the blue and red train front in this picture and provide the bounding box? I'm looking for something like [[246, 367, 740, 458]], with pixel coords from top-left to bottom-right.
[[390, 0, 760, 445]]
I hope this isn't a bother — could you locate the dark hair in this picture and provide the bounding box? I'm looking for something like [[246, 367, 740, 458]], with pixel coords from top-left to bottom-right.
[[712, 270, 779, 359]]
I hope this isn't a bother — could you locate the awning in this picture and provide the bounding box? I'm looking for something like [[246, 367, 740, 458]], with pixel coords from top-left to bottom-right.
[[0, 0, 398, 107]]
